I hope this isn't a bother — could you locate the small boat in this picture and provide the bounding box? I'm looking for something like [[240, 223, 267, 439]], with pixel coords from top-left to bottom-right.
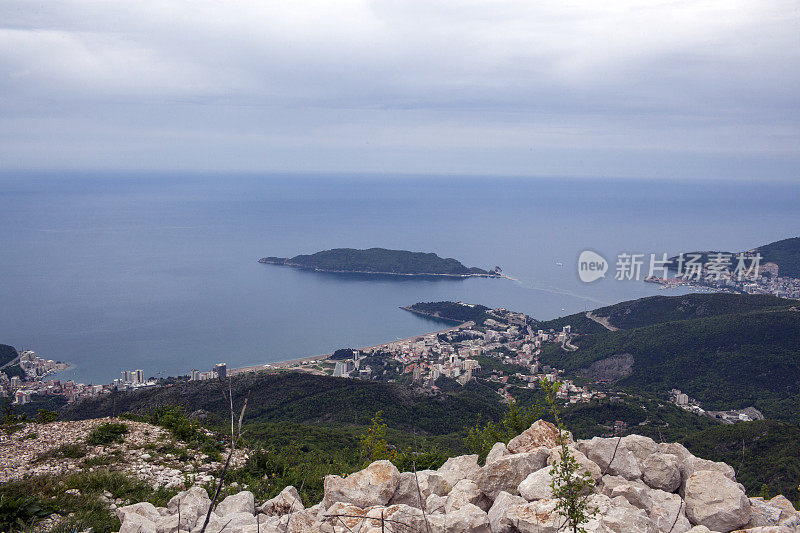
[[556, 261, 564, 267]]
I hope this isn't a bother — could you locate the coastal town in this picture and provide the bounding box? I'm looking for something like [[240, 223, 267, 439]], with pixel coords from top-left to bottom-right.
[[645, 255, 800, 299], [0, 301, 769, 428]]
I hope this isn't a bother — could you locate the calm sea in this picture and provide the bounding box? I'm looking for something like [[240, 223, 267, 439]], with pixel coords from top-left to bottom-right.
[[1, 173, 798, 384]]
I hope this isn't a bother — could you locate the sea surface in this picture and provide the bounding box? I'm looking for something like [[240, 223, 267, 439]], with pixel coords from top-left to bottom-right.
[[1, 173, 798, 384]]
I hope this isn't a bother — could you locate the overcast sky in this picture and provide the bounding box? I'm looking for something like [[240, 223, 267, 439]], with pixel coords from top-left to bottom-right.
[[1, 0, 798, 179]]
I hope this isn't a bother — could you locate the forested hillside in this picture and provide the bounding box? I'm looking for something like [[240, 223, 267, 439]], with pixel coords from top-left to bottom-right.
[[591, 293, 793, 330], [540, 308, 800, 423]]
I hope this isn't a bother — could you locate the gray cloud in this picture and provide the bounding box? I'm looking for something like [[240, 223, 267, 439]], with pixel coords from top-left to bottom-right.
[[0, 0, 798, 178]]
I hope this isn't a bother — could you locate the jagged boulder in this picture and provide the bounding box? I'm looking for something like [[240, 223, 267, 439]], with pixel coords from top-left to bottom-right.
[[119, 514, 156, 533], [486, 442, 509, 464], [577, 437, 642, 480], [437, 454, 481, 488], [117, 502, 161, 525], [275, 507, 320, 532], [322, 460, 400, 508], [444, 478, 489, 513], [389, 469, 438, 506], [744, 498, 783, 528], [426, 493, 447, 514], [600, 475, 653, 510], [684, 470, 751, 532], [621, 434, 658, 467], [194, 511, 257, 533], [258, 485, 304, 516], [518, 466, 554, 501], [167, 486, 211, 530], [497, 498, 567, 533], [642, 453, 682, 493], [647, 489, 692, 533], [431, 502, 491, 533], [474, 448, 549, 499], [215, 491, 254, 517], [547, 445, 602, 481], [488, 491, 527, 533], [320, 502, 425, 533], [507, 420, 570, 453], [767, 495, 799, 525]]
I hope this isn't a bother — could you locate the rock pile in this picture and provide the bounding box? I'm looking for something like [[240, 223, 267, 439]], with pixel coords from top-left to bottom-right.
[[114, 420, 799, 532], [0, 418, 247, 488]]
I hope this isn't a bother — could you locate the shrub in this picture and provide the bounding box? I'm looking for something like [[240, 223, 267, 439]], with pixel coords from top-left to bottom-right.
[[86, 422, 128, 446], [0, 494, 50, 531], [36, 443, 88, 462]]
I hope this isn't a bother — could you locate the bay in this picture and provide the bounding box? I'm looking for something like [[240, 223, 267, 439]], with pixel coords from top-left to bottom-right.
[[1, 173, 798, 383]]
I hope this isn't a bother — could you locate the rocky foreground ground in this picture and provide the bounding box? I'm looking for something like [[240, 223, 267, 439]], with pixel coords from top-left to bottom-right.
[[0, 418, 247, 488], [113, 420, 799, 533]]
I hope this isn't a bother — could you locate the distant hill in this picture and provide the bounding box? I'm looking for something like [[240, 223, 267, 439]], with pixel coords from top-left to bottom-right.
[[0, 344, 18, 367], [539, 297, 800, 423], [591, 293, 794, 330], [667, 236, 800, 279], [260, 248, 498, 277], [755, 237, 800, 278]]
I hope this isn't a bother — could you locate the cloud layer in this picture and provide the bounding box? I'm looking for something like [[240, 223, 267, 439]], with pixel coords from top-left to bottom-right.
[[1, 0, 798, 178]]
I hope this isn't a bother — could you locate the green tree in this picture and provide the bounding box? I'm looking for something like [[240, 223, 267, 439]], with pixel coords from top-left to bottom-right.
[[36, 409, 58, 423], [541, 380, 595, 533], [360, 411, 397, 465]]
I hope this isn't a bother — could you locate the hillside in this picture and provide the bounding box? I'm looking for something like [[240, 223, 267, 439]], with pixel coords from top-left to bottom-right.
[[260, 248, 497, 276], [591, 293, 794, 330], [681, 419, 800, 502], [0, 343, 18, 367], [667, 236, 800, 279], [60, 372, 504, 437], [540, 308, 800, 423], [756, 236, 800, 278]]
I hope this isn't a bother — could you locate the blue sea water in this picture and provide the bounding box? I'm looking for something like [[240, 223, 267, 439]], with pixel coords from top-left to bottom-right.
[[1, 173, 798, 384]]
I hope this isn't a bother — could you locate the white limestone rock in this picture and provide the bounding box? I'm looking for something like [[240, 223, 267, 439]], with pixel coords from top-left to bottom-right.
[[258, 485, 304, 516], [642, 453, 682, 493], [119, 514, 157, 533], [486, 442, 509, 464], [426, 493, 447, 514], [441, 502, 492, 533], [437, 454, 481, 487], [215, 491, 255, 517], [647, 489, 692, 533], [768, 495, 799, 525], [548, 445, 603, 482], [117, 502, 161, 525], [322, 460, 400, 508], [508, 420, 571, 453], [621, 434, 659, 467], [577, 437, 642, 481], [497, 498, 568, 533], [684, 470, 751, 532], [600, 475, 653, 510], [488, 491, 527, 533], [167, 486, 212, 530], [444, 478, 489, 513], [389, 470, 435, 507], [474, 448, 550, 499], [745, 498, 784, 528], [518, 466, 554, 501]]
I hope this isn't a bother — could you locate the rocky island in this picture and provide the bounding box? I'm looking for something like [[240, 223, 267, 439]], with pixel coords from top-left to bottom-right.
[[259, 248, 503, 277]]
